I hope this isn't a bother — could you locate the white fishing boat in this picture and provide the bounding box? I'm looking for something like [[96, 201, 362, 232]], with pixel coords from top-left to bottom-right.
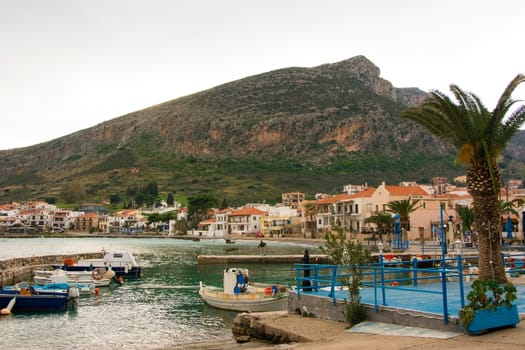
[[52, 250, 141, 278], [34, 269, 93, 280], [198, 267, 289, 312], [34, 268, 112, 288]]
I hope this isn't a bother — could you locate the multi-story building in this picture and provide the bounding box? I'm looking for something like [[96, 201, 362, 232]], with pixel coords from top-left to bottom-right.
[[281, 192, 305, 209], [313, 187, 375, 236], [51, 210, 70, 231], [107, 209, 145, 233], [76, 213, 100, 232], [228, 207, 266, 236]]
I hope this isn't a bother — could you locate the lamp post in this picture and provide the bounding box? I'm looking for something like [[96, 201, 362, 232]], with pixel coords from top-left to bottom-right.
[[439, 203, 447, 259], [377, 241, 384, 255], [454, 239, 462, 255], [392, 214, 401, 251]]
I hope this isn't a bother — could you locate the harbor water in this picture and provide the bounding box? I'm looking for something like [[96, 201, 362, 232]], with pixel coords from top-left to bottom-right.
[[0, 237, 320, 350]]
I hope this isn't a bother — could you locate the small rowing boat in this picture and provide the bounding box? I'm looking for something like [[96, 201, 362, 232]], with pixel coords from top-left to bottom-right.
[[199, 267, 288, 312]]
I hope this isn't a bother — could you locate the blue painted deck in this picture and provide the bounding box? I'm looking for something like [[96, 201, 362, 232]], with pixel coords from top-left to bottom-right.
[[302, 281, 525, 318], [295, 252, 525, 323]]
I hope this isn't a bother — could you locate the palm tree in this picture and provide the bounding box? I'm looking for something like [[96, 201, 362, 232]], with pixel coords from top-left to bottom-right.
[[455, 205, 475, 242], [499, 197, 523, 216], [401, 74, 525, 282], [499, 198, 522, 239], [365, 211, 393, 242], [385, 198, 421, 240]]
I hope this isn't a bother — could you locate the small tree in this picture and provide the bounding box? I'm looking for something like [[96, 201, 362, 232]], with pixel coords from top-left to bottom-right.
[[455, 205, 475, 240], [321, 227, 371, 326], [385, 198, 420, 240], [364, 211, 393, 242], [166, 193, 174, 206], [61, 181, 86, 204]]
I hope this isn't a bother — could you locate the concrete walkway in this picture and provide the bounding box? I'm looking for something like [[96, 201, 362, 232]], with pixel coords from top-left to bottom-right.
[[226, 312, 525, 350]]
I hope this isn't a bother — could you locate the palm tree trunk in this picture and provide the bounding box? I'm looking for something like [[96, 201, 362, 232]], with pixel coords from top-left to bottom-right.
[[468, 165, 507, 282]]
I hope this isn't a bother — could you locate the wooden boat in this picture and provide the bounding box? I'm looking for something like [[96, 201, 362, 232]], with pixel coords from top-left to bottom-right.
[[52, 250, 141, 278], [199, 267, 288, 312]]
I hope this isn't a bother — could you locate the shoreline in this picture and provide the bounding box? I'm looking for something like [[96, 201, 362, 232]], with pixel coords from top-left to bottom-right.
[[163, 312, 525, 350]]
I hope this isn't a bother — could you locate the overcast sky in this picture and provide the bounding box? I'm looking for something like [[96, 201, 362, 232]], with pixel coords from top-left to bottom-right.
[[1, 0, 524, 150]]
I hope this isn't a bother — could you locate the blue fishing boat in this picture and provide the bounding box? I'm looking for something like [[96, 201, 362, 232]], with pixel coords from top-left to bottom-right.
[[0, 288, 76, 314], [5, 281, 93, 297]]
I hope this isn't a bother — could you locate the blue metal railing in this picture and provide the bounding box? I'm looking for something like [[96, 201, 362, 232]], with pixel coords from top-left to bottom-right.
[[294, 254, 499, 325]]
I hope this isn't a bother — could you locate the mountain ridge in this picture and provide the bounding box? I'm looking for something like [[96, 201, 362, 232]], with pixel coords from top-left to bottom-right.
[[1, 56, 523, 205]]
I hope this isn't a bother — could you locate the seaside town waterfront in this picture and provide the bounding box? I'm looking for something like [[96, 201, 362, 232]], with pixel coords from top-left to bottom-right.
[[2, 178, 525, 246]]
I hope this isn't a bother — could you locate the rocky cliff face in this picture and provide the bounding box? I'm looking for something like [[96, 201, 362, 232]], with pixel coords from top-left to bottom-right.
[[0, 55, 523, 202]]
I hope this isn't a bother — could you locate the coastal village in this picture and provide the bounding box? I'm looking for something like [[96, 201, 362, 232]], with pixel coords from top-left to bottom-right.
[[1, 176, 524, 245]]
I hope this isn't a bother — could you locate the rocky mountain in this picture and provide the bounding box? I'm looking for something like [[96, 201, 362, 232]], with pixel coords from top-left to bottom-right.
[[1, 56, 523, 205]]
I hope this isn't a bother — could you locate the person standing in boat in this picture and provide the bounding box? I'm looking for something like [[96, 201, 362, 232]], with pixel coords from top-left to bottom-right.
[[257, 240, 266, 256]]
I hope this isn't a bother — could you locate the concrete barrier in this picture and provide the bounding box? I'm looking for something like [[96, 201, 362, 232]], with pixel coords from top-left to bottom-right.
[[287, 291, 461, 332]]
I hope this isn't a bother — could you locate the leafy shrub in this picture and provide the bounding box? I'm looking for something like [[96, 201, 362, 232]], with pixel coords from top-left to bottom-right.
[[459, 279, 517, 328]]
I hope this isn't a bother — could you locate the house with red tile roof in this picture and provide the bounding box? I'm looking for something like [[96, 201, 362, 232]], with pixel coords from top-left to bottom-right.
[[192, 208, 233, 237], [229, 207, 267, 236], [307, 181, 476, 242], [106, 209, 146, 233], [76, 212, 100, 232], [312, 187, 376, 237]]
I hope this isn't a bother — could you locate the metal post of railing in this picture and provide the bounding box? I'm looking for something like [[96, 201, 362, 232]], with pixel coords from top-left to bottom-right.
[[314, 264, 319, 292], [457, 254, 465, 309], [412, 258, 418, 287], [330, 265, 337, 305], [373, 265, 378, 312], [379, 254, 386, 305], [440, 265, 449, 324], [295, 264, 301, 300]]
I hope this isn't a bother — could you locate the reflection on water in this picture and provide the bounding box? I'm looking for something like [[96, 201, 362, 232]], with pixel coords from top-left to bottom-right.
[[0, 238, 320, 350]]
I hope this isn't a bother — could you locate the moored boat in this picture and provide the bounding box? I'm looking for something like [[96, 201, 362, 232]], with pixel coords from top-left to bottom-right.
[[52, 250, 141, 278], [410, 255, 436, 268], [199, 267, 289, 312], [0, 285, 78, 314], [4, 281, 92, 297], [34, 268, 112, 288]]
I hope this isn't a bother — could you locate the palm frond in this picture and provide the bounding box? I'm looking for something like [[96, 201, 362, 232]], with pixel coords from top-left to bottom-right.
[[493, 74, 525, 118]]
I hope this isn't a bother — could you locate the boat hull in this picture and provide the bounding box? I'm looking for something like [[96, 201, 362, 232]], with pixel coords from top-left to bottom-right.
[[52, 250, 141, 278], [0, 292, 69, 313], [52, 264, 141, 278], [199, 286, 288, 312]]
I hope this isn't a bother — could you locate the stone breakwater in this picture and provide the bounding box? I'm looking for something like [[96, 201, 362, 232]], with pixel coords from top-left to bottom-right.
[[0, 253, 103, 286]]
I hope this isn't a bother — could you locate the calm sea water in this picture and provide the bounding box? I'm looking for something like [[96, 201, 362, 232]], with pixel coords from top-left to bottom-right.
[[0, 237, 320, 350]]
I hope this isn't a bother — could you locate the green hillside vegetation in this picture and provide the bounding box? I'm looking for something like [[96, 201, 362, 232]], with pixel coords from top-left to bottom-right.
[[0, 56, 522, 208]]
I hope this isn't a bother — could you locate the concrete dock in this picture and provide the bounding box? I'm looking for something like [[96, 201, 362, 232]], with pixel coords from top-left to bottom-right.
[[197, 254, 329, 265]]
